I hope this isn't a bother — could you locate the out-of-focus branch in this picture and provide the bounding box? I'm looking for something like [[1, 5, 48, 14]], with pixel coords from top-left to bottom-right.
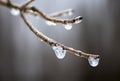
[[0, 0, 82, 24], [0, 0, 99, 59], [21, 11, 98, 59], [49, 8, 74, 17]]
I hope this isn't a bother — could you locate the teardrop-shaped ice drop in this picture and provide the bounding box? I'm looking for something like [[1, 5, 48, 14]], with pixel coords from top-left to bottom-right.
[[64, 24, 72, 30], [68, 11, 73, 16], [40, 39, 43, 42], [52, 46, 66, 59], [88, 55, 100, 67], [46, 21, 56, 26], [10, 8, 20, 16]]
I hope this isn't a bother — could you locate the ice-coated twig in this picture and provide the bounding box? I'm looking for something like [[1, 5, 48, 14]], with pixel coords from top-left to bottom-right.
[[0, 0, 99, 59], [0, 0, 83, 24], [29, 7, 83, 24], [21, 11, 98, 59], [49, 8, 74, 17]]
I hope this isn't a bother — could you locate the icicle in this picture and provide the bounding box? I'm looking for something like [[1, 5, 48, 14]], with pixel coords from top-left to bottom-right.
[[10, 8, 20, 16], [88, 55, 100, 67], [64, 24, 72, 30], [52, 46, 66, 59], [46, 21, 56, 26]]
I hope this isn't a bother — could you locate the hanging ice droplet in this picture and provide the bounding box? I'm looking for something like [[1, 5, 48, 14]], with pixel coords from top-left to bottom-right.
[[40, 39, 43, 42], [46, 21, 56, 26], [52, 46, 66, 59], [10, 8, 20, 16], [68, 11, 73, 16], [88, 55, 100, 67], [63, 11, 73, 17], [64, 24, 72, 30]]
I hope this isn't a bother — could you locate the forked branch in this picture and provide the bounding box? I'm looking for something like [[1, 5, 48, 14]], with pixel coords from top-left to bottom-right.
[[0, 0, 99, 59]]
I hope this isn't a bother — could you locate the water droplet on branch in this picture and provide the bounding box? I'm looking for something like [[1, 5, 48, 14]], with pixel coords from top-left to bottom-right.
[[68, 11, 73, 16], [10, 8, 20, 16], [88, 55, 100, 67], [46, 21, 56, 26], [40, 39, 43, 42], [64, 24, 72, 30], [52, 46, 66, 59]]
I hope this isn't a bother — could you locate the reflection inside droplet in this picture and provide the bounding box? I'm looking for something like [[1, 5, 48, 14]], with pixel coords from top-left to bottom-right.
[[88, 55, 100, 67], [52, 46, 66, 59]]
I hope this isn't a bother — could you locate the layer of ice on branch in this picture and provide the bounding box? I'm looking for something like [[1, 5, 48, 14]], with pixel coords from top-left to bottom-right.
[[74, 16, 83, 24], [46, 21, 56, 26]]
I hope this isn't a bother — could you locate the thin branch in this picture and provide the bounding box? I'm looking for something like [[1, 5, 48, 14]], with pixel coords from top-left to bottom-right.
[[0, 0, 99, 59], [30, 7, 83, 24], [49, 8, 74, 17], [22, 0, 34, 7], [7, 0, 11, 3]]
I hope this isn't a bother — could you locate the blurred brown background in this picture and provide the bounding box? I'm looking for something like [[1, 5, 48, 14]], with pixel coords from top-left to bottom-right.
[[0, 0, 120, 81]]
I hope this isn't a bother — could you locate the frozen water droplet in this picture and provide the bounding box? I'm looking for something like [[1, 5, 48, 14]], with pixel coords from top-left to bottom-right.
[[62, 11, 73, 17], [46, 21, 56, 26], [10, 8, 20, 16], [63, 11, 73, 17], [68, 11, 73, 16], [88, 55, 100, 67], [64, 24, 72, 30], [40, 39, 43, 41], [52, 46, 66, 59]]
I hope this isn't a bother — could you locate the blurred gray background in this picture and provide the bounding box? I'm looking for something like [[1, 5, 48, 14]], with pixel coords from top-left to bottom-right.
[[0, 0, 120, 81]]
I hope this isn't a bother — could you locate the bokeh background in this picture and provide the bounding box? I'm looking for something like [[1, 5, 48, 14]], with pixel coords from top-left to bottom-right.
[[0, 0, 120, 81]]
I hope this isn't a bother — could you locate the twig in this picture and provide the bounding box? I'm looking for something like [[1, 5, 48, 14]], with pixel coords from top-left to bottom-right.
[[49, 8, 74, 17], [0, 0, 99, 59], [0, 0, 82, 24], [22, 0, 34, 8], [21, 11, 98, 59], [30, 7, 83, 24]]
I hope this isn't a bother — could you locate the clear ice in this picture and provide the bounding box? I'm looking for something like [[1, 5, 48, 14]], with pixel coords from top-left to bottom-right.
[[74, 16, 82, 24], [68, 11, 73, 16], [64, 24, 72, 30], [88, 55, 100, 67], [46, 21, 56, 26], [52, 46, 66, 59], [10, 8, 20, 16]]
